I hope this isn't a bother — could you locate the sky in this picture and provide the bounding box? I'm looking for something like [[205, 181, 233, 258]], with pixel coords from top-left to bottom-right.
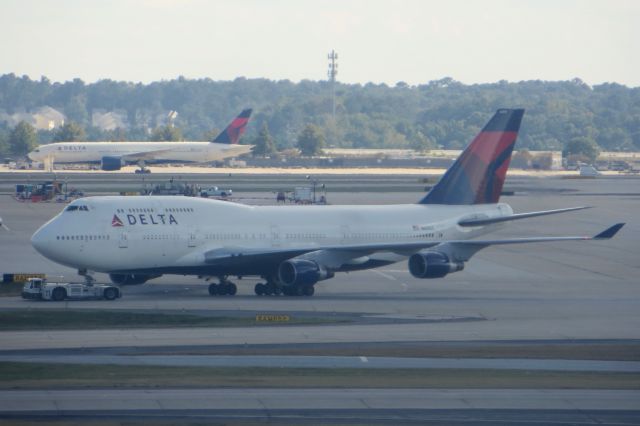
[[0, 0, 638, 87]]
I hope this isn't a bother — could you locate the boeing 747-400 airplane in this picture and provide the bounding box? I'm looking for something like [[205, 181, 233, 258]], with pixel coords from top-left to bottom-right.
[[31, 109, 623, 296], [28, 109, 252, 172]]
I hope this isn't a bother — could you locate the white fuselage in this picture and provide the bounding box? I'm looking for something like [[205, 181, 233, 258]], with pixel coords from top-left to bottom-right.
[[28, 141, 252, 164], [31, 196, 512, 274]]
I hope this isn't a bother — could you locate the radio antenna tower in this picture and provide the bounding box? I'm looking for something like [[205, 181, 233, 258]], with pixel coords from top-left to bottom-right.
[[327, 50, 338, 120]]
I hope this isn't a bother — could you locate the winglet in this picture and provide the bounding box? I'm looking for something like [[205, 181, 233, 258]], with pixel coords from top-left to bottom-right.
[[594, 223, 625, 239], [213, 109, 253, 144]]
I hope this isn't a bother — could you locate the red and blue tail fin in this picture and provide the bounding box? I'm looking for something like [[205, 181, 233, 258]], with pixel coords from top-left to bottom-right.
[[419, 109, 525, 205], [212, 108, 253, 144]]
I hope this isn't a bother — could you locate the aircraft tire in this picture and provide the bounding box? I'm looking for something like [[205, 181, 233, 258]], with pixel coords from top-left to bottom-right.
[[51, 287, 66, 302], [208, 283, 218, 296], [103, 287, 118, 301], [302, 285, 315, 297], [254, 283, 265, 296], [226, 283, 237, 296]]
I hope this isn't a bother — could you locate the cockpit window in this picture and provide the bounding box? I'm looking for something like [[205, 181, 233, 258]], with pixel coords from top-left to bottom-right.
[[65, 205, 88, 212]]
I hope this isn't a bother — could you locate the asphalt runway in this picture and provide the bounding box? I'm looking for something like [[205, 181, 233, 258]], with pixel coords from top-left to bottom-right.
[[1, 173, 639, 422]]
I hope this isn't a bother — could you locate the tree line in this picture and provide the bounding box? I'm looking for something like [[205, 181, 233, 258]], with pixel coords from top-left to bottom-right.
[[0, 73, 638, 160]]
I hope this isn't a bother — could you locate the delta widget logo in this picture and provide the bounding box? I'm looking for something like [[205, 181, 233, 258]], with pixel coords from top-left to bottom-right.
[[112, 215, 124, 227]]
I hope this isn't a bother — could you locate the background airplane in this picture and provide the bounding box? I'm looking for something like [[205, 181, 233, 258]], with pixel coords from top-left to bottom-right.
[[30, 109, 623, 295], [28, 109, 252, 172]]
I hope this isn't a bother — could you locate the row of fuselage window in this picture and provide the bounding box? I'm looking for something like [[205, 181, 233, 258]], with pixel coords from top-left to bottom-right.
[[56, 235, 110, 241], [203, 232, 441, 241], [55, 231, 441, 243], [115, 207, 195, 214]]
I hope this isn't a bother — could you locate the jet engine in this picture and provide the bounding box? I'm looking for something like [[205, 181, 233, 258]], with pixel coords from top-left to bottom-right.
[[408, 251, 464, 279], [278, 259, 333, 287], [109, 273, 158, 285], [101, 156, 124, 171]]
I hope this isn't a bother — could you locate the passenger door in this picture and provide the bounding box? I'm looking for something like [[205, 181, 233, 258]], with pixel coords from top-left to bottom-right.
[[118, 232, 128, 248], [270, 225, 281, 247]]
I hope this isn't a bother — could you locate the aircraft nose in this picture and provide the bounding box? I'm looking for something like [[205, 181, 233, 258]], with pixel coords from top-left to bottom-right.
[[31, 225, 51, 257]]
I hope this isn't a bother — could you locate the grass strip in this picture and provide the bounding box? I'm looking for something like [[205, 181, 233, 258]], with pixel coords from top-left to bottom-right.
[[0, 310, 348, 330], [0, 362, 638, 390]]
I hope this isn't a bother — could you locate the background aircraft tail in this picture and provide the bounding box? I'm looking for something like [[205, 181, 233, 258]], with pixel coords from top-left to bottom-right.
[[419, 108, 525, 205], [212, 109, 253, 144]]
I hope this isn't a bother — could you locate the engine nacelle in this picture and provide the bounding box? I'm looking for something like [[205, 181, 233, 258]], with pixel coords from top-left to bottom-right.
[[278, 259, 333, 287], [101, 156, 124, 171], [109, 273, 158, 285], [408, 251, 464, 279]]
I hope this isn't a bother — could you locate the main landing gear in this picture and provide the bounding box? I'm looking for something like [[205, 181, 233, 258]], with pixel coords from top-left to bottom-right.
[[203, 276, 316, 297], [207, 276, 237, 296], [254, 277, 315, 297], [134, 160, 151, 174]]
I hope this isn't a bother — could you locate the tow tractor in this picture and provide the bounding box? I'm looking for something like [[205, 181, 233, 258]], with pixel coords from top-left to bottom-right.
[[21, 277, 121, 301]]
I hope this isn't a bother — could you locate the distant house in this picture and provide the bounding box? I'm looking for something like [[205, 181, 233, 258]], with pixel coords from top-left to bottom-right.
[[0, 106, 65, 130], [32, 106, 65, 130], [92, 110, 128, 130]]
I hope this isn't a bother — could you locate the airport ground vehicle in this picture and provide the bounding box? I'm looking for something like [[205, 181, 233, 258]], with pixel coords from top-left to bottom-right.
[[292, 186, 327, 204], [200, 186, 232, 198], [21, 277, 121, 301], [15, 181, 83, 202], [142, 180, 199, 196]]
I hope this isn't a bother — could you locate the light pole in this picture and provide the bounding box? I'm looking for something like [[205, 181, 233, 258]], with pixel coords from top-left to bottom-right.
[[327, 50, 338, 121]]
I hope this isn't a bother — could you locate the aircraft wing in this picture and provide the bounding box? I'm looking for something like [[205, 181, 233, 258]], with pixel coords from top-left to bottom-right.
[[433, 223, 624, 262], [202, 223, 624, 269], [458, 206, 590, 227]]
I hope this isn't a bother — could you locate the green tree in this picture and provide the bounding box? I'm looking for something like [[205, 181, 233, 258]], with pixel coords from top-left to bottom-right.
[[3, 73, 640, 152], [9, 121, 38, 155], [0, 128, 11, 156], [53, 122, 86, 142], [202, 128, 221, 142], [563, 136, 600, 163], [297, 124, 325, 156], [150, 125, 182, 141], [252, 122, 277, 156], [409, 130, 435, 152]]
